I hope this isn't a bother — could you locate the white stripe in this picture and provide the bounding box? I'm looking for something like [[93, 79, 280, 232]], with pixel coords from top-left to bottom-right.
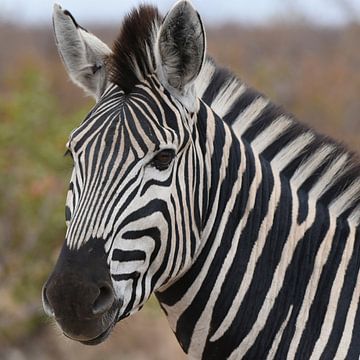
[[349, 205, 360, 226], [251, 116, 293, 154], [309, 154, 349, 200], [291, 145, 334, 189], [334, 238, 360, 359], [266, 305, 294, 360], [228, 185, 317, 359], [195, 60, 216, 98], [92, 114, 123, 238], [159, 115, 235, 332], [271, 132, 314, 172], [310, 222, 357, 360], [211, 79, 246, 118], [211, 133, 313, 344], [232, 97, 269, 136], [188, 140, 257, 357], [329, 181, 360, 217], [286, 216, 337, 359], [210, 168, 280, 342]]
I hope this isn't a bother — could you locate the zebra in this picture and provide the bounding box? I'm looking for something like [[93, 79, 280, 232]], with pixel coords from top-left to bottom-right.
[[42, 1, 360, 359]]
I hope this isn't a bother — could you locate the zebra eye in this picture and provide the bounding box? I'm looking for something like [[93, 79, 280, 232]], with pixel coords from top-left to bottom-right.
[[151, 149, 175, 171]]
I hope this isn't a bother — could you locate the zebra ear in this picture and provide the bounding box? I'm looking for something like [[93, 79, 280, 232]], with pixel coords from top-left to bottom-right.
[[52, 4, 112, 100], [156, 0, 206, 109]]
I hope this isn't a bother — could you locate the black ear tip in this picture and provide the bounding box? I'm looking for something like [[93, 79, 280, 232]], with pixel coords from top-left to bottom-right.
[[63, 9, 80, 28], [58, 8, 88, 33]]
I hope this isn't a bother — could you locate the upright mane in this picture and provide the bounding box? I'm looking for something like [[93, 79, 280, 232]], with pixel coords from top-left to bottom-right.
[[196, 59, 360, 222], [109, 5, 161, 93], [109, 4, 360, 223]]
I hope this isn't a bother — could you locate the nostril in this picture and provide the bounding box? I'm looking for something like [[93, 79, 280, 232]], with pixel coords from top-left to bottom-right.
[[92, 284, 115, 315], [42, 285, 54, 317]]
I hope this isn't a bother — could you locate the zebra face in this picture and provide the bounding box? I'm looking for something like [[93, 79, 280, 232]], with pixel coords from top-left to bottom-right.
[[43, 1, 205, 344], [44, 81, 194, 343], [64, 80, 196, 310]]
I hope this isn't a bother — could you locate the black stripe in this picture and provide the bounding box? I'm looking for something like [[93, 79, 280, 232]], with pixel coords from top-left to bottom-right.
[[320, 225, 360, 359], [112, 249, 146, 262], [273, 205, 331, 358], [202, 64, 233, 106], [112, 271, 140, 282], [223, 87, 260, 126], [295, 219, 350, 359]]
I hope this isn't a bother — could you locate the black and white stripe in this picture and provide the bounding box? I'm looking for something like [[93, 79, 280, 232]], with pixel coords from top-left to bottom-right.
[[54, 2, 360, 359]]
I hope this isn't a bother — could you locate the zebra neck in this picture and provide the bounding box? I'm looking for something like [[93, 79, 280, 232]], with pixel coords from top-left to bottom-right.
[[154, 59, 360, 359], [156, 101, 360, 359], [156, 102, 271, 355]]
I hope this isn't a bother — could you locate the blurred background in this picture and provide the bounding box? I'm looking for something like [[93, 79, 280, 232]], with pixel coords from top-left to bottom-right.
[[0, 0, 359, 359]]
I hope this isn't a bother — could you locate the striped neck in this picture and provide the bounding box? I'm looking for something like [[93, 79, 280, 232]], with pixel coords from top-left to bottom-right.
[[156, 97, 360, 358], [156, 100, 253, 354]]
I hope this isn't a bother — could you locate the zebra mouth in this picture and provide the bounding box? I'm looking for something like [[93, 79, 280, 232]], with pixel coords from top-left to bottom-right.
[[62, 319, 115, 346], [78, 323, 114, 346], [63, 308, 120, 346]]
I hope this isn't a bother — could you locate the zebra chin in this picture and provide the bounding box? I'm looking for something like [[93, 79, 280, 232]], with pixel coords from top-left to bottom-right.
[[60, 307, 120, 346]]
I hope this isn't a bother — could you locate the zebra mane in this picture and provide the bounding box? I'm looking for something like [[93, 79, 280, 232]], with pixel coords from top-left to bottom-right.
[[109, 5, 161, 94], [197, 58, 360, 223], [109, 4, 360, 223]]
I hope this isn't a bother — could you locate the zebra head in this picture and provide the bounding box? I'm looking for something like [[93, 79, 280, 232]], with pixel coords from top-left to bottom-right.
[[43, 1, 206, 345]]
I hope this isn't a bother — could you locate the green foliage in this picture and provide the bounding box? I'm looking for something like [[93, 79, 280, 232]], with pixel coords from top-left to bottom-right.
[[0, 65, 89, 344]]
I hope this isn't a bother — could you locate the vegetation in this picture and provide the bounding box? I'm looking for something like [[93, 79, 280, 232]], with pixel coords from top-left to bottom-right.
[[0, 64, 90, 343]]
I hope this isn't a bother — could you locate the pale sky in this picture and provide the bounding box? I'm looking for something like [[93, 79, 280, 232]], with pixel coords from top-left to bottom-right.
[[0, 0, 359, 26]]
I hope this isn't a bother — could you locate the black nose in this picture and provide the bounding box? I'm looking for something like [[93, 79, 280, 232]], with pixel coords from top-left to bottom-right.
[[42, 241, 119, 342], [43, 274, 115, 319], [92, 283, 115, 315], [42, 240, 116, 321]]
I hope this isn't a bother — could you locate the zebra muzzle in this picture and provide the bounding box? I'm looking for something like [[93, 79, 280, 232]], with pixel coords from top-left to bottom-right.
[[42, 239, 121, 344]]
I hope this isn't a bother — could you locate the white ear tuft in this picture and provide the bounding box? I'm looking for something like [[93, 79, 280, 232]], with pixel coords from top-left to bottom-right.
[[156, 0, 206, 110], [52, 4, 112, 100]]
